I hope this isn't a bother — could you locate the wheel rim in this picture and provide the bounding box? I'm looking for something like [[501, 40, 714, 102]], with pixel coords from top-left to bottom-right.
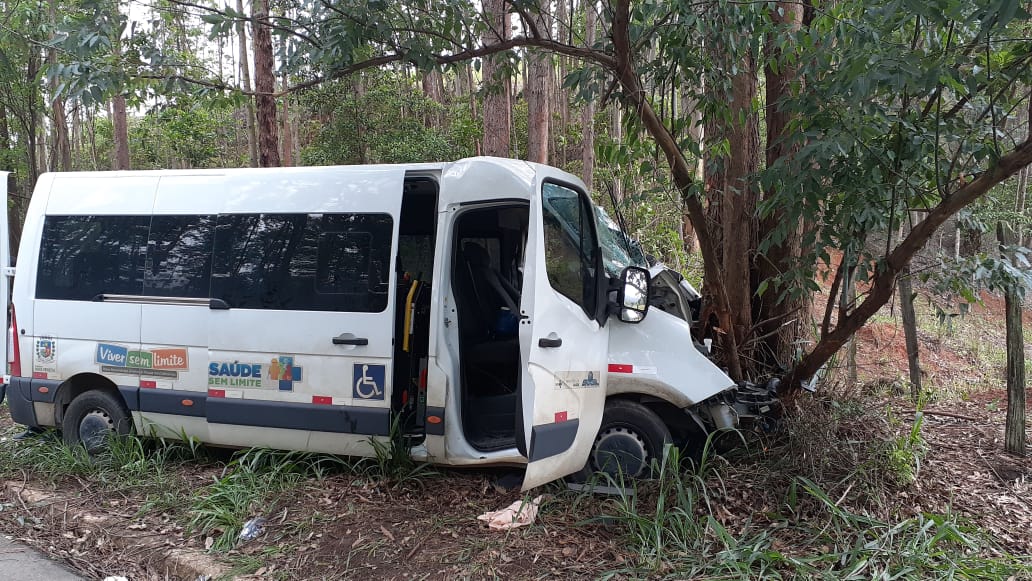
[[78, 409, 114, 452], [592, 426, 649, 478]]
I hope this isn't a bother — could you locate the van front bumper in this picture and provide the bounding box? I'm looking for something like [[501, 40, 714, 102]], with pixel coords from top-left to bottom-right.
[[703, 380, 780, 432]]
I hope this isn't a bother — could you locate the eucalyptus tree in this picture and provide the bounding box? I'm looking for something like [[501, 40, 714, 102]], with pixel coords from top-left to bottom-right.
[[50, 0, 1032, 399]]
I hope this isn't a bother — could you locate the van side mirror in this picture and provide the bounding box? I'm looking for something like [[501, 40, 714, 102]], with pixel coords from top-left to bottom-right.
[[616, 266, 650, 323]]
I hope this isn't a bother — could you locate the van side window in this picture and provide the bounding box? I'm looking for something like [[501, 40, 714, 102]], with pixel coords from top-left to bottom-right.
[[36, 215, 148, 300], [212, 213, 393, 312], [144, 215, 215, 298], [541, 183, 598, 317]]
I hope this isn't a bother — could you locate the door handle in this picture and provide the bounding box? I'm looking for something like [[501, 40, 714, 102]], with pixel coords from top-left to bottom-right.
[[538, 335, 562, 348], [333, 334, 368, 346]]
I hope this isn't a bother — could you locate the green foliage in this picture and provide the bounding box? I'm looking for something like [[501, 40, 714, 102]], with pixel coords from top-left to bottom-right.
[[884, 410, 928, 485], [300, 72, 477, 166], [758, 0, 1032, 304]]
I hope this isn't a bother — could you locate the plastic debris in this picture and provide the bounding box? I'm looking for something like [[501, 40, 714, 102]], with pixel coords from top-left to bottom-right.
[[102, 576, 129, 581], [238, 517, 267, 541], [477, 496, 544, 530]]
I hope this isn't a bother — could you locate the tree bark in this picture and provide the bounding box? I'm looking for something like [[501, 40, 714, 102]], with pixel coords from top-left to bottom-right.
[[701, 12, 758, 375], [998, 222, 1026, 456], [109, 29, 130, 171], [481, 0, 511, 157], [899, 264, 921, 401], [111, 95, 130, 170], [554, 0, 569, 166], [526, 5, 552, 164], [236, 0, 258, 167], [251, 0, 281, 167], [580, 4, 596, 192], [757, 1, 810, 368], [610, 103, 622, 203], [46, 0, 71, 171]]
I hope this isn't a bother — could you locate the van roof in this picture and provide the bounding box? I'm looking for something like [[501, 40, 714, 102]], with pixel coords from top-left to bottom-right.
[[36, 156, 542, 180], [34, 157, 585, 216]]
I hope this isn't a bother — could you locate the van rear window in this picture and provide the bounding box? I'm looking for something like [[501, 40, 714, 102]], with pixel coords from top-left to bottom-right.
[[211, 213, 393, 312], [37, 215, 149, 300]]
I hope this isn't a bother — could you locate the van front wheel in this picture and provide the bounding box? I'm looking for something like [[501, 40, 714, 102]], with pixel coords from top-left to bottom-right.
[[62, 391, 132, 454], [583, 400, 671, 481]]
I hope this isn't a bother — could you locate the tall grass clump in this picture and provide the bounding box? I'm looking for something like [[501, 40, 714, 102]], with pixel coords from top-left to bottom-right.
[[187, 448, 350, 551], [361, 415, 435, 486], [596, 404, 1031, 579]]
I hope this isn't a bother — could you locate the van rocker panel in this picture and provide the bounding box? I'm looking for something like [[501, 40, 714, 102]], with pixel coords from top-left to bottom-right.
[[206, 398, 390, 436], [139, 388, 206, 418]]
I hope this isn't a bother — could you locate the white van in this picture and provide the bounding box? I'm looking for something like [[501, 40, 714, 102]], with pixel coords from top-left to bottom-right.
[[1, 159, 773, 489]]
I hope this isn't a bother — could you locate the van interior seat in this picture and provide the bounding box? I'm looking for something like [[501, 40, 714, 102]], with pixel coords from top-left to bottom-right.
[[460, 241, 519, 370]]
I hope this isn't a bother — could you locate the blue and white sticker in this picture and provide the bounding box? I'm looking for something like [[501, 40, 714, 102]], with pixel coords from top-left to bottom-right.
[[353, 364, 386, 400]]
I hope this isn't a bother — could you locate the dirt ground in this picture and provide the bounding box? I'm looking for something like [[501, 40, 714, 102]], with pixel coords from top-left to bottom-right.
[[0, 286, 1028, 579]]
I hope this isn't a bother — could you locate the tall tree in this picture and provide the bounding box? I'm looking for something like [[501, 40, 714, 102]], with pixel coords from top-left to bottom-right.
[[756, 0, 810, 368], [47, 0, 72, 171], [481, 0, 511, 157], [51, 0, 1032, 394], [236, 0, 258, 167], [580, 3, 596, 192], [526, 4, 552, 164], [251, 0, 280, 167]]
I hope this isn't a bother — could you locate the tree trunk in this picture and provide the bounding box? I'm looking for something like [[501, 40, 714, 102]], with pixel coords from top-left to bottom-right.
[[109, 31, 130, 171], [281, 73, 293, 166], [46, 0, 71, 171], [236, 0, 258, 167], [554, 0, 569, 166], [899, 265, 921, 401], [757, 1, 809, 368], [580, 4, 596, 192], [481, 0, 511, 157], [839, 251, 858, 387], [526, 5, 552, 164], [252, 0, 281, 168], [611, 103, 622, 203], [998, 222, 1027, 456], [111, 95, 130, 170], [703, 22, 758, 373]]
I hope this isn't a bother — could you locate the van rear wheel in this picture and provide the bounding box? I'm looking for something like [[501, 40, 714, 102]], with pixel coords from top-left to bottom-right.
[[579, 399, 672, 482], [62, 391, 132, 454]]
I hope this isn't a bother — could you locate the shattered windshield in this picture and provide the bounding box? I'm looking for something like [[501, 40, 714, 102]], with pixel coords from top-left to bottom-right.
[[595, 206, 648, 275]]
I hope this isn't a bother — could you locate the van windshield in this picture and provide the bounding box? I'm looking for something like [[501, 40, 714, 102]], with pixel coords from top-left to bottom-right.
[[595, 206, 648, 276]]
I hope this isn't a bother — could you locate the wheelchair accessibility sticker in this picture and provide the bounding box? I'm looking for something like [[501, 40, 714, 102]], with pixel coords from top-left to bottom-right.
[[353, 363, 386, 400]]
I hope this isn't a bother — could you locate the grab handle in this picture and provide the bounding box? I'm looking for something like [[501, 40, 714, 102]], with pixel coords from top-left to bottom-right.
[[333, 334, 368, 346]]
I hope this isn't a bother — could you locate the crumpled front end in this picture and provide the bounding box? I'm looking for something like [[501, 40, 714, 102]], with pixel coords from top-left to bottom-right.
[[698, 379, 781, 433]]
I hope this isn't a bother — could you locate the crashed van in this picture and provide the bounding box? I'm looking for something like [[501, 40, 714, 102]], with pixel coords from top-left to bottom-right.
[[1, 158, 773, 490]]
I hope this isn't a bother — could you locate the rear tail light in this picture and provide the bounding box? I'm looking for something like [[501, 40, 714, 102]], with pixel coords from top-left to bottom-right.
[[8, 305, 20, 377]]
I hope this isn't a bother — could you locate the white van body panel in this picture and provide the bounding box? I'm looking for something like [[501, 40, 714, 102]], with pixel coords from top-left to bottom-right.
[[607, 308, 734, 407], [9, 158, 744, 488]]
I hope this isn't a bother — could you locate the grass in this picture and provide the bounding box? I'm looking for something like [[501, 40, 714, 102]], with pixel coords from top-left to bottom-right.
[[0, 427, 207, 498], [594, 437, 1031, 580], [186, 447, 352, 551]]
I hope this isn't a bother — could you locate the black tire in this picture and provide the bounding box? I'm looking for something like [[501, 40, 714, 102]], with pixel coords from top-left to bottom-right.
[[62, 391, 132, 454], [575, 399, 672, 482]]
